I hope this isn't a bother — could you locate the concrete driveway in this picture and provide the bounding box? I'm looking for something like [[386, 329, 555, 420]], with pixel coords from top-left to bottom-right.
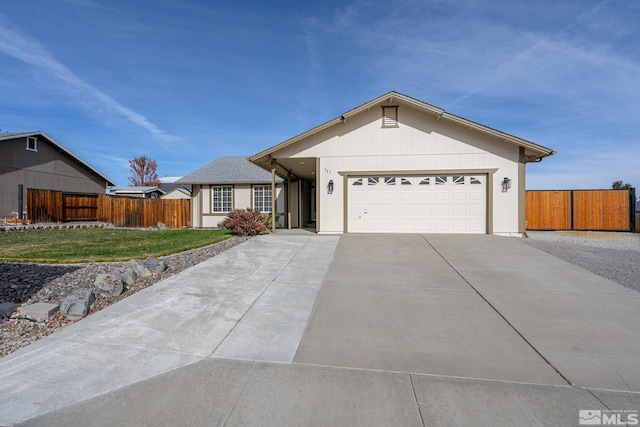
[[1, 234, 639, 426]]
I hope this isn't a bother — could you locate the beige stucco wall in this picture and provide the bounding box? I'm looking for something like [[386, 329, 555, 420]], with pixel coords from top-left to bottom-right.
[[274, 106, 523, 235], [190, 184, 285, 228]]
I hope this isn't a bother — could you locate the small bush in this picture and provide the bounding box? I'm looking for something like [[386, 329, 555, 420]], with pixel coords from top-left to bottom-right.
[[220, 209, 270, 236]]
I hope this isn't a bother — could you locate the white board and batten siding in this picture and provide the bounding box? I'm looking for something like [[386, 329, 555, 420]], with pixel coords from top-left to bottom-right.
[[252, 98, 544, 235], [274, 105, 522, 235]]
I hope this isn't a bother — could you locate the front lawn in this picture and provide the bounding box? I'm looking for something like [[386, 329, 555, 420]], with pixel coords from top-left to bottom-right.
[[0, 227, 233, 263]]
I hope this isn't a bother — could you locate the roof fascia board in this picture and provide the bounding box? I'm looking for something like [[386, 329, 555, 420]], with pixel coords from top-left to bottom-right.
[[250, 91, 556, 162], [250, 117, 343, 162], [440, 113, 555, 157], [249, 91, 445, 162]]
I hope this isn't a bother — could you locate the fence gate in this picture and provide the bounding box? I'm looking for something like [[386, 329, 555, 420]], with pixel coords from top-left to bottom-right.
[[526, 189, 636, 232], [62, 193, 99, 222]]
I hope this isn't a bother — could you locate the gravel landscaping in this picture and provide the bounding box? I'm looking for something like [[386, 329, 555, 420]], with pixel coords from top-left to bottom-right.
[[523, 231, 640, 293], [0, 235, 248, 358]]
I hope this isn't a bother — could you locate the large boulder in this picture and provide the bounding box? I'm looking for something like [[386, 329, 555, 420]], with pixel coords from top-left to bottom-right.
[[143, 256, 167, 274], [60, 289, 95, 320], [94, 273, 124, 296], [126, 259, 152, 278], [112, 268, 137, 287]]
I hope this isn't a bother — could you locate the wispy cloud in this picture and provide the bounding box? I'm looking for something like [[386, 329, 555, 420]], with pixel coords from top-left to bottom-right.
[[0, 17, 180, 146]]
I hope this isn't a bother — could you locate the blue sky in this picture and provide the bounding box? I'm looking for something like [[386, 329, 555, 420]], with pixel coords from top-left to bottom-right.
[[1, 0, 638, 190]]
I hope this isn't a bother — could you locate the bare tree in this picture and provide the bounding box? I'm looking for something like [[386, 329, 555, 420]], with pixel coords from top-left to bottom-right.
[[612, 180, 632, 190], [128, 156, 160, 187]]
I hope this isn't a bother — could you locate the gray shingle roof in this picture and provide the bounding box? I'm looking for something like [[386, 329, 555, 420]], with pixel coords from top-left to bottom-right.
[[177, 156, 283, 184], [113, 186, 165, 194]]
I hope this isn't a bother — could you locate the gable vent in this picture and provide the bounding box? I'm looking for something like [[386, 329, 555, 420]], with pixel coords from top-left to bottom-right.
[[382, 106, 398, 128]]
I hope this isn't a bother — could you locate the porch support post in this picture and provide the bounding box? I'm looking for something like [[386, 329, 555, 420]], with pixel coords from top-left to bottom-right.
[[271, 158, 276, 233], [287, 170, 292, 229]]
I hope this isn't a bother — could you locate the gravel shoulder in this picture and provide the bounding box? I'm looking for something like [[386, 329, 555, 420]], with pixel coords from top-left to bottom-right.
[[523, 231, 640, 293], [0, 235, 248, 358]]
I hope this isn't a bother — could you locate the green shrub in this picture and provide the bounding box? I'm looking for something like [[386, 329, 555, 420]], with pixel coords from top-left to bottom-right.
[[220, 209, 270, 236]]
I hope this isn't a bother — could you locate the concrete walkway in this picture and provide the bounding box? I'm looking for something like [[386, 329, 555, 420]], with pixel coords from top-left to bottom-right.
[[1, 234, 639, 426]]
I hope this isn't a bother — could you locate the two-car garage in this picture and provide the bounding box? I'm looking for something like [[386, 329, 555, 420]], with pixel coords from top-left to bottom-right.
[[347, 174, 487, 234], [250, 91, 556, 235]]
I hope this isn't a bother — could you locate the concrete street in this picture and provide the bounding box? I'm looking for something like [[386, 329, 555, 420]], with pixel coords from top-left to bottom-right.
[[1, 233, 639, 426]]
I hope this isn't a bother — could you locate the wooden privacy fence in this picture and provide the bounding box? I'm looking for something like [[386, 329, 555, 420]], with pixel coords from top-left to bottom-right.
[[28, 189, 191, 229], [526, 189, 636, 232]]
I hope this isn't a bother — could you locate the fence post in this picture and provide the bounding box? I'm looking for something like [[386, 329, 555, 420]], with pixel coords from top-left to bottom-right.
[[630, 187, 636, 233], [18, 184, 24, 219], [570, 190, 574, 230]]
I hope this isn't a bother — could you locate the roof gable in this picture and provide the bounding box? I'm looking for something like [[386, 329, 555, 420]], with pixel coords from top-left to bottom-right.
[[0, 131, 116, 186], [177, 156, 284, 184], [251, 91, 556, 168]]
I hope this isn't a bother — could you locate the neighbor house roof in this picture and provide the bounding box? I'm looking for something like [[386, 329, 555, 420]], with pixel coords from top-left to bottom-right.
[[163, 187, 191, 197], [251, 91, 556, 167], [113, 186, 165, 195], [0, 131, 116, 186], [177, 156, 284, 184]]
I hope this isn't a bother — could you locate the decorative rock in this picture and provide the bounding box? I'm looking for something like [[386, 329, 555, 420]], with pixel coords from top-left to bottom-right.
[[127, 259, 152, 278], [60, 289, 95, 320], [0, 302, 19, 318], [144, 256, 167, 274], [112, 268, 137, 287], [157, 221, 167, 230], [94, 273, 124, 296], [16, 303, 59, 321]]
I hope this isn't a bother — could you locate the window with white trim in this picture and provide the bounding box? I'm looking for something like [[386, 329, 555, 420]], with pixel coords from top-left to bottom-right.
[[381, 106, 398, 127], [212, 186, 232, 212], [26, 137, 37, 151], [253, 185, 272, 213]]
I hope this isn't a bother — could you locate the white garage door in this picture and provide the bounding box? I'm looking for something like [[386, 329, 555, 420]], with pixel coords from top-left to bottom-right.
[[348, 175, 486, 233]]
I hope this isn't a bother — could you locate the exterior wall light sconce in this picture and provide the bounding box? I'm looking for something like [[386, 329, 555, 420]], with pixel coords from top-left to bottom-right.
[[327, 180, 334, 194], [501, 177, 512, 192]]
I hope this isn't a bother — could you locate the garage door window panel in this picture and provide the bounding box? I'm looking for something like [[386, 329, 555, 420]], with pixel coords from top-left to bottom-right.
[[435, 176, 447, 185], [368, 177, 380, 186]]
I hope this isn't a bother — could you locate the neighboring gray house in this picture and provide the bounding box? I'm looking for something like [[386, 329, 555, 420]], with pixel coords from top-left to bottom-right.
[[158, 176, 192, 194], [176, 156, 285, 228], [161, 187, 191, 200], [0, 131, 115, 218], [112, 186, 165, 199]]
